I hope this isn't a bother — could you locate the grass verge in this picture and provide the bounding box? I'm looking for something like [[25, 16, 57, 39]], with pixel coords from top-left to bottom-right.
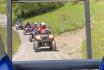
[[23, 2, 85, 34], [0, 26, 20, 54]]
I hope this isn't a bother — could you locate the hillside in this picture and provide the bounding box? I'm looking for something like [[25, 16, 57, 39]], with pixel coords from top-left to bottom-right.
[[23, 2, 85, 34]]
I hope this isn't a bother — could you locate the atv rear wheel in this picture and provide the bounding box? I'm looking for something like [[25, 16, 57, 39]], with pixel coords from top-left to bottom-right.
[[29, 34, 33, 42], [33, 41, 39, 52], [50, 40, 56, 51], [20, 25, 23, 30]]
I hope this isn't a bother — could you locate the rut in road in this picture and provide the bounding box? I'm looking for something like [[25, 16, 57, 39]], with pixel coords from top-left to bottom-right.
[[13, 27, 85, 61]]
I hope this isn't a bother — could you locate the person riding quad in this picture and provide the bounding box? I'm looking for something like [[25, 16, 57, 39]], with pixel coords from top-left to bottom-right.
[[39, 22, 47, 34], [31, 23, 35, 31], [16, 19, 22, 25], [15, 19, 23, 30], [25, 22, 31, 28], [31, 23, 39, 34], [31, 23, 38, 31], [23, 22, 31, 35], [29, 23, 39, 42]]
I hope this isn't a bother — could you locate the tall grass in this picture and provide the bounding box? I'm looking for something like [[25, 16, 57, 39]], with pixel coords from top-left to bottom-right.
[[0, 26, 7, 52], [12, 29, 20, 54], [0, 26, 20, 54], [0, 0, 6, 14]]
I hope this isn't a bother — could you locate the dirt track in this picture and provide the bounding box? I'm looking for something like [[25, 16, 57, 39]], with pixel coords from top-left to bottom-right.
[[13, 27, 85, 61]]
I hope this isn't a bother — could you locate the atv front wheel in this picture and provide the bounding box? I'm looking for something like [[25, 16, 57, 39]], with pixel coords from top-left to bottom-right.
[[50, 40, 56, 51], [29, 34, 33, 42], [33, 41, 39, 52]]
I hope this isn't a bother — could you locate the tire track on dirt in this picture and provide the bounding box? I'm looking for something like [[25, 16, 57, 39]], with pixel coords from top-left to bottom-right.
[[13, 27, 85, 61]]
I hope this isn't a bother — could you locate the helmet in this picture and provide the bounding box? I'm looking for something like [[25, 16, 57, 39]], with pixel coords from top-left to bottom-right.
[[41, 22, 46, 25], [34, 22, 38, 25], [27, 22, 30, 25], [18, 19, 21, 21], [39, 23, 42, 26]]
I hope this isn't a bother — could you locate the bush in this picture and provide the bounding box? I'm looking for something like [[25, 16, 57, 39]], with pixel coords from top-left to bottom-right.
[[0, 0, 7, 14], [12, 2, 65, 24]]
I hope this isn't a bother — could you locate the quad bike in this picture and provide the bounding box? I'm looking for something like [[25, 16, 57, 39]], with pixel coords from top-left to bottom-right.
[[33, 30, 56, 52], [23, 27, 31, 35], [29, 30, 38, 42], [15, 24, 23, 30]]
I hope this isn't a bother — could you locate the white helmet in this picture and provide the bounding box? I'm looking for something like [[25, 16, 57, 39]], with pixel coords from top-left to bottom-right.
[[34, 22, 38, 25], [41, 22, 46, 25]]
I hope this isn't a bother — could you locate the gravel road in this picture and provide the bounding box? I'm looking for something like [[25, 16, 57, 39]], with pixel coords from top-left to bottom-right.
[[13, 27, 85, 61]]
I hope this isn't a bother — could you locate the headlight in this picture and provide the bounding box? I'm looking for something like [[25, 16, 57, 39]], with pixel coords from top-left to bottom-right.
[[36, 35, 41, 40], [49, 35, 54, 39]]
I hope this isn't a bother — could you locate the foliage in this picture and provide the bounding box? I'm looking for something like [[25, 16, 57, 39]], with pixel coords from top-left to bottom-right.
[[12, 29, 20, 54], [0, 0, 7, 14], [12, 2, 65, 23]]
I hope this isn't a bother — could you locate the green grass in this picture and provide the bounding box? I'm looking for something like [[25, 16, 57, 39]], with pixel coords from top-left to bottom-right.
[[12, 29, 21, 54], [0, 26, 20, 54], [23, 2, 85, 34], [0, 26, 7, 52], [0, 0, 6, 14], [81, 0, 104, 59]]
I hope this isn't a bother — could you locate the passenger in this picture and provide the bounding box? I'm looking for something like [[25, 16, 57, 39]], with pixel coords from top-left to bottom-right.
[[39, 22, 47, 33], [31, 23, 35, 30], [31, 23, 38, 31], [25, 22, 31, 28], [16, 19, 22, 26], [31, 23, 39, 35]]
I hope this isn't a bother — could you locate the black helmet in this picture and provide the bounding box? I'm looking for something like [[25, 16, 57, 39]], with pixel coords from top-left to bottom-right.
[[27, 22, 30, 25]]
